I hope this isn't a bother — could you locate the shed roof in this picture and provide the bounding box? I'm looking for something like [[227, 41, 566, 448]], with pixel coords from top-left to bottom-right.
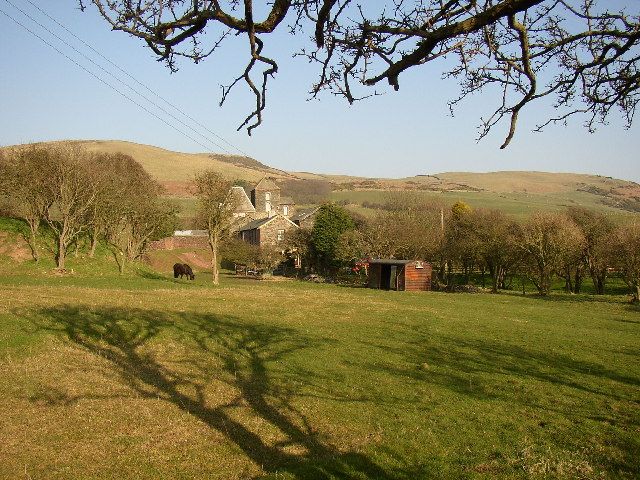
[[368, 259, 418, 266]]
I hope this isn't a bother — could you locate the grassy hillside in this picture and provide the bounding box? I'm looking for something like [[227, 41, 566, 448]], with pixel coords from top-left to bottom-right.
[[0, 140, 295, 196], [0, 256, 638, 479], [77, 140, 293, 184], [3, 140, 639, 217]]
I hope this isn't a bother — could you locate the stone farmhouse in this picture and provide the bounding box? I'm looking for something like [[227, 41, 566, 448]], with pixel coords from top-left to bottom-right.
[[234, 177, 303, 248]]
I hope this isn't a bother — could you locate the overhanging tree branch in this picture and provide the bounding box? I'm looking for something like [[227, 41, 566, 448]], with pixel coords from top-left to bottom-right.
[[85, 0, 640, 146]]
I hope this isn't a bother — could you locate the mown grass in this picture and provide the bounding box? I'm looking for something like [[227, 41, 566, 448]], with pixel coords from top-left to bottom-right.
[[0, 255, 638, 479]]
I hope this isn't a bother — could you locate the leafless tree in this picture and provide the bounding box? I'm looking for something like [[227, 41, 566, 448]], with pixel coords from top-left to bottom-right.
[[610, 221, 640, 302], [365, 193, 445, 260], [567, 206, 615, 294], [86, 153, 136, 258], [41, 144, 102, 270], [468, 208, 521, 292], [1, 146, 55, 262], [99, 154, 177, 274], [517, 211, 585, 295], [194, 170, 238, 284], [84, 1, 639, 146]]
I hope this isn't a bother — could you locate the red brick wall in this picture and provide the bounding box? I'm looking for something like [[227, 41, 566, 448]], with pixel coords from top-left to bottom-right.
[[404, 263, 432, 291]]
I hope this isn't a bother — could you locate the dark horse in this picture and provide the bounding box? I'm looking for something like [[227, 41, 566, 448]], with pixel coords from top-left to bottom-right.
[[173, 263, 195, 280]]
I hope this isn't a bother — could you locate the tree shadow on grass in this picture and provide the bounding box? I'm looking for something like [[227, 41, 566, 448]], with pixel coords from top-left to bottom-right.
[[355, 322, 640, 412], [24, 305, 397, 480], [527, 291, 640, 314], [521, 292, 625, 305], [347, 328, 640, 477]]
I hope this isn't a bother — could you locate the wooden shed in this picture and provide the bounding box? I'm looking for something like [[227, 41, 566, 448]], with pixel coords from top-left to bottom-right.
[[367, 259, 432, 291]]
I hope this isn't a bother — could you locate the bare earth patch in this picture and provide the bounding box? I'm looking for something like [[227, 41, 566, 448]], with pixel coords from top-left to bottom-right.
[[0, 232, 32, 262]]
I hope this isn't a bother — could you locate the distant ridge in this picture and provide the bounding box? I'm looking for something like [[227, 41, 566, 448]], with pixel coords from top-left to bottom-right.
[[2, 140, 639, 212]]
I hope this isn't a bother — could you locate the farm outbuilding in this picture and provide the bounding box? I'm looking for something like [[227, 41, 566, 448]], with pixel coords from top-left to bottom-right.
[[367, 259, 432, 291]]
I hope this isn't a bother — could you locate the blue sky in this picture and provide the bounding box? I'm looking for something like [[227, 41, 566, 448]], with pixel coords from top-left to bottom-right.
[[0, 0, 638, 181]]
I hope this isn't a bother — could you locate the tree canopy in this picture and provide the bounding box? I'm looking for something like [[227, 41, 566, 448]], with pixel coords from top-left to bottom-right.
[[311, 203, 355, 272], [83, 1, 639, 146]]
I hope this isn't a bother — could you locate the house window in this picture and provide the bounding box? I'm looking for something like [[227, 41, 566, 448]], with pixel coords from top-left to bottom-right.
[[283, 205, 288, 216], [277, 229, 285, 242], [265, 192, 272, 212]]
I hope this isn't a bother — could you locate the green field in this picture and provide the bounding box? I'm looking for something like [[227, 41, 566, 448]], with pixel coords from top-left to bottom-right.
[[168, 188, 635, 224], [0, 247, 638, 479], [330, 190, 635, 220]]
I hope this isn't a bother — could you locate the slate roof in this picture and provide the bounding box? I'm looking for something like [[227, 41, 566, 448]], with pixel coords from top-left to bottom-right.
[[290, 207, 320, 223], [237, 217, 274, 231], [230, 186, 255, 213], [238, 214, 299, 232], [279, 196, 295, 205], [253, 177, 279, 191]]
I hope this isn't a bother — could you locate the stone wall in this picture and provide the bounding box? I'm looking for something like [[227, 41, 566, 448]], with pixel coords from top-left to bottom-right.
[[252, 187, 280, 215], [259, 216, 298, 246]]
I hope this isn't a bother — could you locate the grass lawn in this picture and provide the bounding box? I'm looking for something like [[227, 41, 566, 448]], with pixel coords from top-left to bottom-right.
[[0, 255, 638, 480]]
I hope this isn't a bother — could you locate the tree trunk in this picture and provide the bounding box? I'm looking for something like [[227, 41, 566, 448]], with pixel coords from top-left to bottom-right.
[[632, 283, 640, 303], [537, 268, 550, 296], [23, 217, 40, 262], [591, 269, 606, 295], [118, 254, 126, 275], [56, 236, 67, 270], [564, 267, 572, 293], [89, 230, 99, 258], [210, 232, 219, 285], [438, 261, 446, 285], [28, 229, 39, 263], [498, 268, 507, 290], [573, 267, 582, 294]]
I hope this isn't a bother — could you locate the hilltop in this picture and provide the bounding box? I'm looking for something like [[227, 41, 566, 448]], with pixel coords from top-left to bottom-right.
[[2, 140, 639, 216]]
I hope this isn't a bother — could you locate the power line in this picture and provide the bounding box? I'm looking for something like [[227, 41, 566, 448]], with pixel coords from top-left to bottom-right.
[[0, 7, 220, 153], [23, 0, 250, 158], [3, 0, 233, 155]]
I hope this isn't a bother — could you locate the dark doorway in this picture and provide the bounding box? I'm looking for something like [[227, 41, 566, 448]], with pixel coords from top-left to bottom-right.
[[381, 265, 391, 290], [380, 265, 398, 290]]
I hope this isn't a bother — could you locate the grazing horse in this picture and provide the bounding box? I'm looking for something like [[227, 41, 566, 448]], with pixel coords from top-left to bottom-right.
[[173, 263, 195, 280]]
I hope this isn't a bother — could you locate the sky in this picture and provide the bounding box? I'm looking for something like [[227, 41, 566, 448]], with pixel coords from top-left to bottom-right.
[[0, 0, 638, 182]]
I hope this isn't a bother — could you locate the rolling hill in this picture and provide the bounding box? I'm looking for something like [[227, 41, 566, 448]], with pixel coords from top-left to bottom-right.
[[3, 140, 639, 218]]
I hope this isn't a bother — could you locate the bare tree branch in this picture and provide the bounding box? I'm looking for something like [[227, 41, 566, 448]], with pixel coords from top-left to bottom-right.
[[85, 1, 640, 145]]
